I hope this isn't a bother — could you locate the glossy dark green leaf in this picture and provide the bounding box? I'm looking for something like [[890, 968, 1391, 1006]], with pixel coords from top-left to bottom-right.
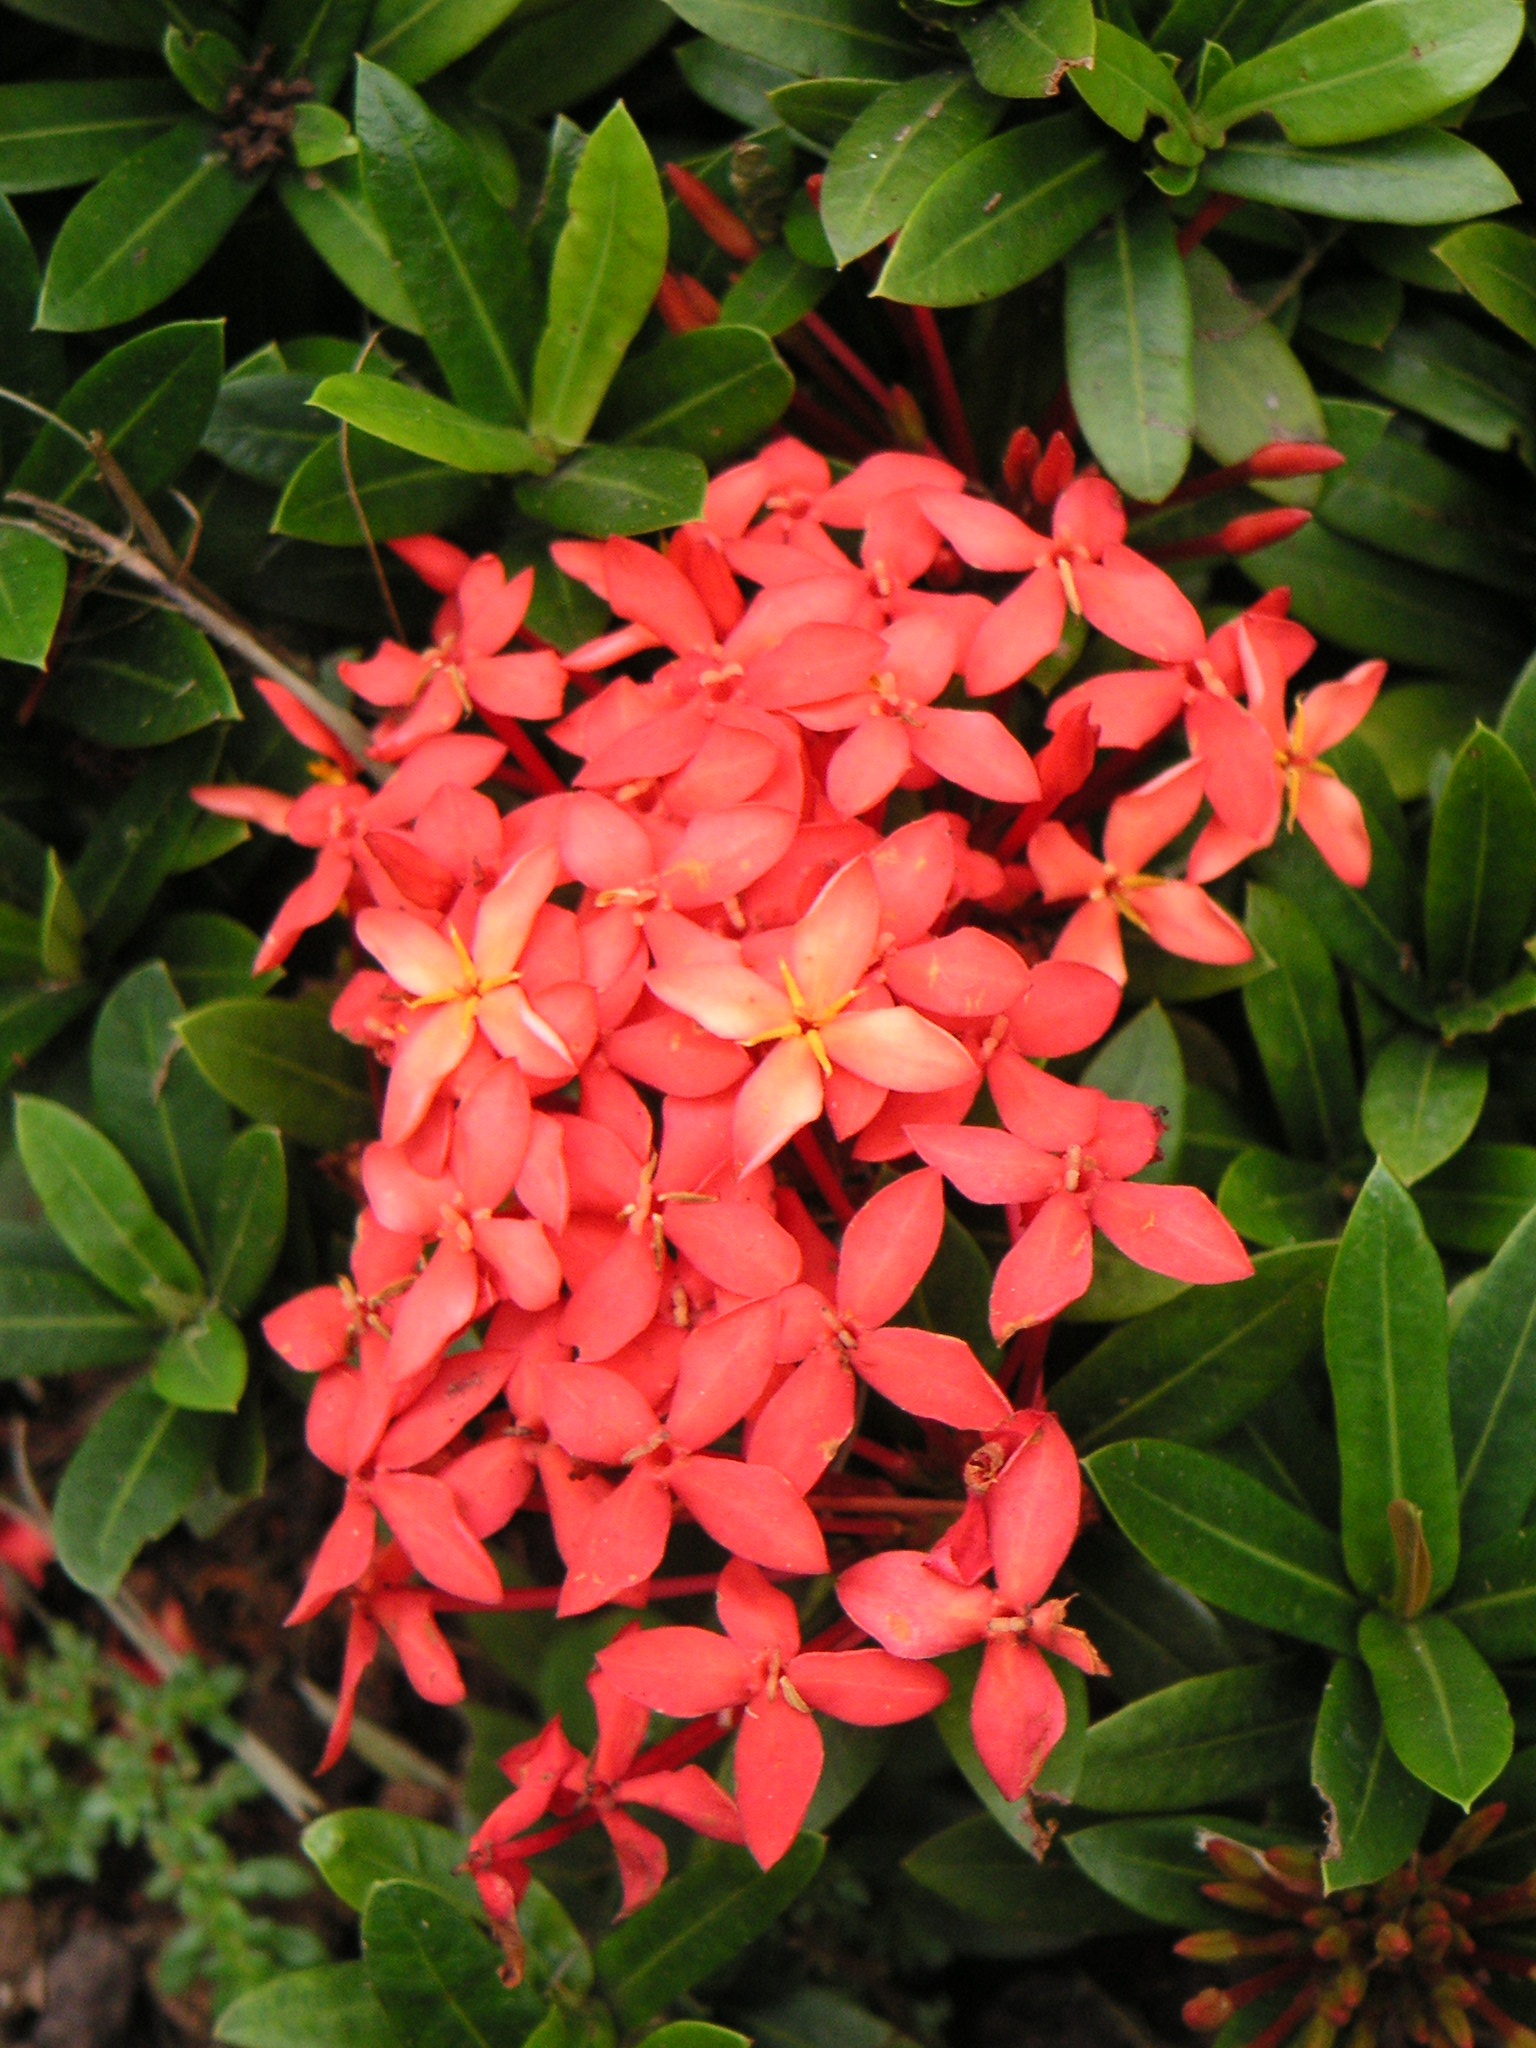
[[1447, 1530, 1536, 1663], [214, 1960, 391, 2047], [531, 103, 668, 451], [302, 1810, 478, 1914], [0, 531, 65, 671], [0, 195, 64, 410], [1438, 966, 1536, 1041], [37, 120, 256, 331], [598, 325, 793, 460], [1196, 0, 1523, 147], [1436, 220, 1536, 351], [307, 375, 546, 473], [70, 732, 224, 960], [675, 37, 796, 126], [1325, 1161, 1457, 1603], [162, 28, 243, 114], [277, 159, 423, 334], [355, 59, 536, 425], [363, 1880, 539, 2047], [151, 1306, 246, 1412], [1305, 275, 1405, 346], [1417, 1144, 1536, 1257], [1311, 1655, 1433, 1892], [767, 77, 885, 148], [661, 0, 924, 77], [203, 371, 333, 487], [745, 1989, 922, 2048], [0, 985, 97, 1083], [362, 0, 524, 81], [904, 1813, 1140, 1934], [1065, 201, 1193, 503], [1449, 1205, 1536, 1549], [1080, 999, 1185, 1181], [515, 445, 707, 537], [470, 0, 673, 123], [12, 319, 224, 518], [1308, 312, 1536, 458], [1065, 1816, 1292, 1927], [597, 1836, 824, 2028], [1319, 435, 1531, 600], [1358, 677, 1486, 804], [1361, 1034, 1487, 1186], [260, 0, 372, 100], [1060, 1243, 1186, 1323], [38, 851, 83, 985], [640, 2029, 750, 2048], [1358, 1610, 1512, 1807], [877, 113, 1135, 308], [0, 1267, 154, 1378], [1203, 127, 1517, 224], [1087, 1439, 1359, 1651], [960, 0, 1096, 97], [1064, 1525, 1244, 1702], [1069, 18, 1191, 140], [207, 1126, 287, 1317], [1241, 884, 1358, 1161], [1053, 1243, 1333, 1450], [1425, 726, 1536, 998], [273, 429, 482, 545], [821, 72, 1001, 265], [52, 1378, 220, 1595], [1188, 247, 1325, 496], [718, 245, 835, 334], [157, 912, 278, 1006], [90, 961, 231, 1262], [1180, 1083, 1258, 1197], [177, 996, 373, 1151], [1075, 1660, 1317, 1813], [51, 610, 239, 749], [1218, 1150, 1341, 1249], [14, 1096, 203, 1321], [0, 76, 182, 194]]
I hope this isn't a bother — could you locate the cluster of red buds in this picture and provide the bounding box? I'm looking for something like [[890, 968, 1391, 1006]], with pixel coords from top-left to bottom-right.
[[1180, 1813, 1536, 2048], [197, 403, 1378, 1930]]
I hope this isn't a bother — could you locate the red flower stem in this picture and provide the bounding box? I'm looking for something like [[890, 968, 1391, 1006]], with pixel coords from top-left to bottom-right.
[[486, 715, 568, 797], [1006, 1324, 1052, 1407], [502, 1811, 600, 1861], [1177, 193, 1244, 256], [792, 1127, 856, 1224], [489, 764, 541, 797], [631, 1711, 734, 1778], [780, 329, 890, 438], [1244, 1985, 1316, 2048], [787, 391, 881, 461], [798, 310, 900, 417], [808, 1495, 968, 1515], [849, 1436, 917, 1479], [432, 1571, 723, 1614], [905, 307, 979, 479]]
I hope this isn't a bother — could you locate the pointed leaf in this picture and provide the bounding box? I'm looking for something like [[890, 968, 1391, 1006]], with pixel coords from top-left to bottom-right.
[[1418, 1144, 1536, 1258], [1361, 1033, 1487, 1186], [0, 76, 183, 194], [1425, 725, 1536, 998], [1080, 998, 1185, 1182], [904, 1812, 1138, 1933], [1447, 1529, 1536, 1662], [1066, 1815, 1301, 1927], [215, 1961, 390, 2048], [272, 428, 482, 545], [302, 1810, 479, 1914], [207, 1126, 287, 1317], [152, 1307, 247, 1412], [659, 0, 923, 77], [306, 375, 546, 473], [1066, 202, 1193, 504], [177, 997, 373, 1152], [516, 445, 706, 537], [1218, 1149, 1342, 1249], [821, 71, 1002, 265], [277, 158, 423, 334], [1312, 1655, 1432, 1891], [1358, 1610, 1512, 1808], [0, 1267, 155, 1378], [1064, 1525, 1245, 1702], [362, 0, 525, 82], [0, 531, 65, 670], [52, 1378, 220, 1595], [363, 1879, 544, 2047], [1188, 246, 1325, 499], [1241, 885, 1359, 1163], [1205, 128, 1517, 225], [597, 325, 794, 459], [1436, 221, 1536, 348], [69, 731, 223, 960], [1075, 1660, 1317, 1813], [51, 609, 238, 749]]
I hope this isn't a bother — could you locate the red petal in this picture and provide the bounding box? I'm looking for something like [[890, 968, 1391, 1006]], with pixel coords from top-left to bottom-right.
[[559, 1230, 663, 1362], [602, 1807, 671, 1918], [818, 1007, 975, 1094], [836, 1550, 993, 1658], [373, 1590, 467, 1704], [1090, 1180, 1254, 1284], [789, 1647, 949, 1725], [964, 568, 1067, 697], [286, 1485, 376, 1624], [854, 1327, 1011, 1430], [316, 1607, 380, 1772], [717, 1557, 801, 1662], [912, 708, 1041, 804], [662, 1200, 801, 1300], [542, 1358, 660, 1465], [837, 1168, 944, 1329], [670, 1456, 829, 1576], [886, 929, 1030, 1019], [1132, 879, 1254, 965], [1295, 771, 1372, 886], [1186, 694, 1282, 844], [904, 1122, 1060, 1206], [989, 1192, 1095, 1340], [605, 535, 716, 654], [735, 1692, 823, 1870], [559, 1463, 673, 1616], [1103, 758, 1206, 875], [916, 492, 1046, 572], [988, 1048, 1100, 1151], [825, 717, 912, 818], [745, 1347, 857, 1495], [369, 1471, 502, 1603], [667, 1300, 779, 1452], [384, 1239, 479, 1383], [971, 1636, 1066, 1802], [986, 1409, 1083, 1611], [598, 1624, 754, 1715], [1007, 960, 1122, 1057], [1075, 544, 1205, 665], [621, 1765, 743, 1844]]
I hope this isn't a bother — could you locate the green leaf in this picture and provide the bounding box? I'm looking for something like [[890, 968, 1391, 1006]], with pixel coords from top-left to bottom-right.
[[1065, 201, 1193, 504], [177, 996, 374, 1151], [261, 0, 372, 100], [1203, 126, 1518, 224], [13, 318, 224, 518], [904, 1813, 1139, 1934], [14, 1096, 203, 1321], [0, 1266, 155, 1378], [640, 2029, 750, 2048], [746, 1990, 922, 2048], [203, 371, 333, 487], [1053, 1243, 1334, 1450], [1436, 220, 1536, 351], [1358, 1610, 1512, 1807], [768, 77, 885, 148], [1069, 19, 1192, 141], [354, 58, 536, 425], [215, 1960, 391, 2047], [208, 1126, 287, 1317], [52, 1377, 220, 1595], [877, 112, 1136, 308], [70, 731, 224, 960], [51, 609, 239, 749], [1319, 435, 1531, 600], [1087, 1439, 1360, 1651], [531, 102, 668, 451], [1311, 1656, 1433, 1892], [1241, 881, 1356, 1165], [273, 429, 482, 545], [821, 71, 1001, 266], [1065, 1816, 1295, 1927], [363, 0, 524, 81], [718, 244, 835, 334], [1425, 726, 1536, 998], [152, 1306, 246, 1411], [37, 120, 257, 332], [1438, 965, 1536, 1041], [1059, 1242, 1186, 1323], [1325, 1161, 1457, 1603], [960, 0, 1096, 97], [0, 531, 65, 672], [1187, 246, 1325, 499], [306, 375, 546, 474], [0, 77, 183, 194], [1361, 1034, 1486, 1186], [0, 195, 64, 409], [1080, 999, 1185, 1181], [277, 159, 424, 335], [912, 1210, 1000, 1368], [302, 1810, 478, 1914], [0, 985, 97, 1083], [157, 911, 279, 1006], [163, 27, 244, 113], [676, 38, 797, 126], [1449, 1204, 1536, 1549], [470, 0, 673, 124], [1417, 1144, 1536, 1257], [597, 325, 794, 460], [1307, 311, 1536, 459], [515, 445, 707, 537], [1218, 1150, 1341, 1249], [1305, 276, 1406, 347], [1065, 1524, 1245, 1701], [38, 851, 84, 984], [1447, 1530, 1536, 1662], [90, 961, 231, 1261], [1196, 0, 1523, 147], [1075, 1661, 1318, 1812], [363, 1880, 539, 2047], [596, 1835, 824, 2029], [659, 0, 924, 78]]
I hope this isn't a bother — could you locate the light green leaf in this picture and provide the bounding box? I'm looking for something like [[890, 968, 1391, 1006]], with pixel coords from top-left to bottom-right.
[[960, 0, 1096, 98], [152, 1307, 246, 1411], [52, 1378, 220, 1595], [162, 27, 244, 114], [306, 374, 547, 474], [659, 0, 924, 78], [363, 0, 525, 82], [0, 77, 183, 194], [1203, 126, 1518, 223], [821, 71, 1002, 265], [1361, 1034, 1486, 1187], [277, 158, 424, 335], [1436, 220, 1536, 349], [215, 1961, 391, 2047], [1070, 18, 1192, 141], [303, 1809, 478, 1913], [0, 530, 65, 671], [1187, 245, 1325, 501], [1312, 1656, 1433, 1892], [1358, 1610, 1512, 1807], [177, 997, 374, 1151], [39, 851, 84, 984], [1307, 310, 1535, 457], [767, 77, 885, 148]]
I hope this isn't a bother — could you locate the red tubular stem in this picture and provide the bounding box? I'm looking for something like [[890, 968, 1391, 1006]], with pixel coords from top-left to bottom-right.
[[787, 391, 881, 461], [792, 1127, 856, 1224], [486, 715, 568, 797], [798, 310, 900, 417], [905, 306, 979, 479], [1177, 193, 1243, 255], [808, 1495, 968, 1516]]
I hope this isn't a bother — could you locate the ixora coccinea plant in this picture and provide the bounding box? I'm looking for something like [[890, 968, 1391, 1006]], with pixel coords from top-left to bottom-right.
[[184, 425, 1397, 1952]]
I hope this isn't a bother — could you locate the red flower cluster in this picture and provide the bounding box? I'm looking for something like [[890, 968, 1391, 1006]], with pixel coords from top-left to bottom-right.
[[203, 435, 1379, 1921]]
